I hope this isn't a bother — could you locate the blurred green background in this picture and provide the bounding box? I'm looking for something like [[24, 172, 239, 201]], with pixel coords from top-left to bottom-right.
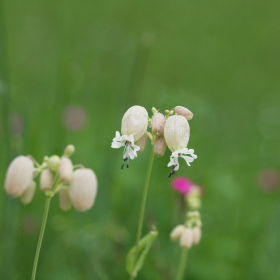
[[1, 0, 280, 279]]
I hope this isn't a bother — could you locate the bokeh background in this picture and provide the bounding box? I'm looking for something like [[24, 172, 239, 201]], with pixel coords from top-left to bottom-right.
[[1, 0, 280, 279]]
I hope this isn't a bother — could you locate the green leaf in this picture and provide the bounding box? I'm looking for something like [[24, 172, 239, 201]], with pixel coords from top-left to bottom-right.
[[126, 230, 158, 278]]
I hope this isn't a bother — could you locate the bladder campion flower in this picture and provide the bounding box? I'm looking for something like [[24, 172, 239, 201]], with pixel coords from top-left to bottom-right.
[[59, 156, 73, 183], [69, 168, 98, 211], [111, 105, 148, 169], [4, 156, 34, 198], [164, 115, 197, 178]]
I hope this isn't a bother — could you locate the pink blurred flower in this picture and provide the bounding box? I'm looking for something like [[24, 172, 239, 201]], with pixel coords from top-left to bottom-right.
[[62, 106, 88, 131], [258, 169, 279, 192], [172, 177, 194, 195]]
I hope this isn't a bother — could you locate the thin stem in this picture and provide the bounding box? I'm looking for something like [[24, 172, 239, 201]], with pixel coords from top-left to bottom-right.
[[176, 249, 188, 280], [31, 196, 51, 280], [135, 149, 155, 248]]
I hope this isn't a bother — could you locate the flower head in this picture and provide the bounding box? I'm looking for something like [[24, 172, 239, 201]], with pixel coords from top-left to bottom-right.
[[121, 105, 148, 141], [164, 115, 197, 177], [111, 105, 148, 169]]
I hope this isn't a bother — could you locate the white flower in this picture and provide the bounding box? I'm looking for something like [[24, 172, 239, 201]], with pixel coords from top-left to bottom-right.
[[167, 148, 197, 178], [111, 131, 140, 169]]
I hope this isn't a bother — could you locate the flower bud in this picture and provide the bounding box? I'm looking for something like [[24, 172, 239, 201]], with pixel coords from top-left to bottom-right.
[[180, 228, 193, 249], [69, 168, 98, 212], [175, 106, 193, 120], [58, 156, 73, 182], [64, 144, 75, 157], [152, 113, 165, 136], [121, 106, 148, 141], [164, 115, 190, 152], [185, 196, 201, 210], [152, 107, 158, 114], [4, 156, 34, 198], [170, 225, 185, 242], [40, 169, 53, 192], [153, 135, 166, 157], [192, 227, 202, 245], [48, 155, 60, 172], [135, 132, 148, 153], [20, 181, 36, 205], [59, 187, 72, 211]]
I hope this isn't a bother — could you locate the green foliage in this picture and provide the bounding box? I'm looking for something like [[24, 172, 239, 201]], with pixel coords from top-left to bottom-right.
[[0, 0, 280, 279], [126, 229, 158, 278]]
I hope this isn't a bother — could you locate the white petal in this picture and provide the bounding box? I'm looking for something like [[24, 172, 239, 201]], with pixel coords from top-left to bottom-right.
[[180, 155, 194, 166], [133, 144, 140, 152], [111, 142, 124, 149]]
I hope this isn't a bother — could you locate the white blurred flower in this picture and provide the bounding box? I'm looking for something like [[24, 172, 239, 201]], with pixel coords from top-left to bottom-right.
[[4, 156, 34, 198]]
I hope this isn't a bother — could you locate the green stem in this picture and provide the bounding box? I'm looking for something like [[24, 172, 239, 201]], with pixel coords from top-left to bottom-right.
[[31, 196, 51, 280], [176, 249, 188, 280], [135, 149, 155, 248]]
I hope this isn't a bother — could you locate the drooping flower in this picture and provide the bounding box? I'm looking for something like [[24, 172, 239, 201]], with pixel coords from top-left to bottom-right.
[[170, 225, 186, 242], [153, 135, 167, 157], [40, 169, 53, 192], [58, 156, 73, 183], [4, 156, 34, 198], [164, 115, 197, 177], [152, 112, 165, 136], [69, 168, 98, 212], [111, 105, 148, 169], [20, 181, 36, 205], [180, 228, 193, 249]]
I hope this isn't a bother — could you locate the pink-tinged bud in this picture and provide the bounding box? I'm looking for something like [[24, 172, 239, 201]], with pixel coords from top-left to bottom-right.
[[170, 225, 185, 242], [58, 156, 73, 183], [121, 106, 148, 141], [152, 113, 165, 136], [135, 132, 148, 153], [192, 227, 202, 245], [153, 135, 166, 157], [69, 168, 98, 212], [20, 181, 36, 205], [164, 115, 190, 152], [4, 156, 34, 198], [59, 187, 72, 211], [175, 106, 193, 120], [180, 228, 193, 249], [40, 169, 53, 192]]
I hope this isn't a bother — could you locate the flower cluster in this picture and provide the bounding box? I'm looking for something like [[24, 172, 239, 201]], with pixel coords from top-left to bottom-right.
[[170, 211, 202, 249], [111, 105, 197, 177], [4, 144, 98, 212]]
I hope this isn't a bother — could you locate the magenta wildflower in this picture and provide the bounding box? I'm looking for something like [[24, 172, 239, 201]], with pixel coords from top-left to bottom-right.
[[172, 176, 194, 195]]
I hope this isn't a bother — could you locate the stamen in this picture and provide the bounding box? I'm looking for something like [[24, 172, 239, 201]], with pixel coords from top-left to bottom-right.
[[166, 166, 177, 178], [121, 141, 131, 170]]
